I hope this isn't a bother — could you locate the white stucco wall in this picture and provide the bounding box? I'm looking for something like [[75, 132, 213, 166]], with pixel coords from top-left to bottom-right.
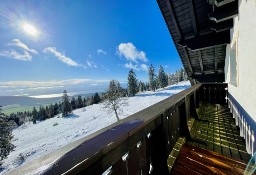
[[225, 0, 256, 155], [225, 0, 256, 122]]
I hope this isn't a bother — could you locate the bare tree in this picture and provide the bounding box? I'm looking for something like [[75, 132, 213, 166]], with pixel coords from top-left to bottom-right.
[[103, 80, 127, 121]]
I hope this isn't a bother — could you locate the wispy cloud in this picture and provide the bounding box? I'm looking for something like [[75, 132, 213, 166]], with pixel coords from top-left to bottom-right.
[[140, 64, 148, 72], [0, 39, 38, 61], [124, 62, 139, 71], [43, 47, 81, 67], [117, 42, 148, 63], [7, 39, 38, 54], [86, 60, 97, 68], [0, 50, 32, 61], [97, 49, 107, 55]]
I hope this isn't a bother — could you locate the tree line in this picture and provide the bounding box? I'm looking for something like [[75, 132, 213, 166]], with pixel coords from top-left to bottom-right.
[[2, 65, 187, 126], [0, 65, 188, 165]]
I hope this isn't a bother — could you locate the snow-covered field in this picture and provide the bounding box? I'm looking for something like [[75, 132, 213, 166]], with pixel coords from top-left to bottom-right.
[[1, 81, 190, 174]]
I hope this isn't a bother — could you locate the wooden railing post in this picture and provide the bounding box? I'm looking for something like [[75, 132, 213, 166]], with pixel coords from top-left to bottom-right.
[[150, 120, 169, 175], [179, 102, 191, 140], [190, 93, 199, 120]]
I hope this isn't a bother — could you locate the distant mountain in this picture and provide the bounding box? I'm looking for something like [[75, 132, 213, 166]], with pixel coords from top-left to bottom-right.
[[0, 96, 61, 106]]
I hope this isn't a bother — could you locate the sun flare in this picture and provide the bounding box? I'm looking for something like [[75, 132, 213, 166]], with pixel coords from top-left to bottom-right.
[[22, 23, 39, 37]]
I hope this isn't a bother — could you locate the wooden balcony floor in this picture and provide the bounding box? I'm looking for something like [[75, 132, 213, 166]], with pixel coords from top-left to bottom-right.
[[171, 144, 250, 175], [187, 103, 251, 162], [171, 103, 254, 175]]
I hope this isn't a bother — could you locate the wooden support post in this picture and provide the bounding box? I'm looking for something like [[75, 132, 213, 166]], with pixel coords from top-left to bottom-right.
[[179, 102, 191, 140], [150, 122, 169, 175]]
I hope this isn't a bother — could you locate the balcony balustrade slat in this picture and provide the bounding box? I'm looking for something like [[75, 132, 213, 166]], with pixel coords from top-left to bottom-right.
[[40, 83, 231, 175]]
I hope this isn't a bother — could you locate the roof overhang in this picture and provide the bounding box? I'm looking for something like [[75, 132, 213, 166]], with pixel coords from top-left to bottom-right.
[[157, 0, 238, 84]]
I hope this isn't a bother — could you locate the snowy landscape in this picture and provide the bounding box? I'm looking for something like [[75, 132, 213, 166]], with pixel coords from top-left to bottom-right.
[[0, 81, 190, 174]]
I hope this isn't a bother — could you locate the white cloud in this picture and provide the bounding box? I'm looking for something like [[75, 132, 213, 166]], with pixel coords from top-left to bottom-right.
[[117, 42, 148, 63], [0, 50, 32, 61], [86, 60, 97, 68], [43, 47, 81, 67], [0, 39, 38, 61], [7, 39, 38, 54], [140, 64, 148, 72], [97, 49, 107, 55], [124, 62, 140, 71]]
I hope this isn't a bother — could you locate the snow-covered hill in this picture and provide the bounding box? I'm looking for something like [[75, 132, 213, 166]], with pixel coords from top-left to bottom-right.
[[1, 81, 190, 174]]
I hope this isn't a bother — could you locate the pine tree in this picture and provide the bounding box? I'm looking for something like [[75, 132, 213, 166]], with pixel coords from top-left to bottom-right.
[[83, 98, 87, 107], [62, 90, 72, 117], [93, 92, 101, 104], [77, 95, 84, 108], [48, 104, 54, 118], [53, 103, 59, 115], [138, 81, 143, 92], [148, 64, 156, 91], [0, 114, 14, 164], [32, 106, 38, 124], [158, 65, 168, 88], [103, 80, 127, 121], [71, 97, 77, 110], [127, 69, 138, 96]]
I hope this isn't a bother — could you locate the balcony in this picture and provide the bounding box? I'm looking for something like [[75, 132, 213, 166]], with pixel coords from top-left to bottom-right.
[[7, 83, 252, 175]]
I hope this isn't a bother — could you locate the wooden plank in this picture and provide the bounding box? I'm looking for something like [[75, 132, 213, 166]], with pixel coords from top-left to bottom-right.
[[188, 0, 198, 35], [164, 0, 182, 39]]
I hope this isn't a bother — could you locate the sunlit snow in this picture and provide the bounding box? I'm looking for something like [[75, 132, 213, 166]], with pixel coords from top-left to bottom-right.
[[1, 81, 190, 174]]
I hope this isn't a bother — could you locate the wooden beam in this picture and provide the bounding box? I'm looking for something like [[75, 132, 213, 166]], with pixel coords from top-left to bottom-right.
[[215, 47, 218, 73], [188, 0, 197, 35], [179, 30, 230, 50], [164, 0, 182, 40], [209, 0, 238, 23], [210, 19, 233, 32], [183, 47, 193, 74], [198, 51, 204, 74], [215, 0, 236, 7]]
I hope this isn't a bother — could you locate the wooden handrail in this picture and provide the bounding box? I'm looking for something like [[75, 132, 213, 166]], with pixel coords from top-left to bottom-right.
[[7, 83, 228, 175]]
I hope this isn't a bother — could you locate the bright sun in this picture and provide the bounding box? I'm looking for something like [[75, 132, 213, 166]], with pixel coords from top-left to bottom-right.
[[22, 23, 39, 37]]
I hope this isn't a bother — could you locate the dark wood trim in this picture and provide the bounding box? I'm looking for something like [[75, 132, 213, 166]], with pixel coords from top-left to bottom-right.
[[198, 51, 204, 74], [214, 0, 236, 7], [215, 47, 218, 73], [179, 30, 230, 50], [183, 47, 194, 74], [210, 19, 233, 32], [164, 0, 182, 40], [209, 0, 238, 23], [188, 0, 197, 35]]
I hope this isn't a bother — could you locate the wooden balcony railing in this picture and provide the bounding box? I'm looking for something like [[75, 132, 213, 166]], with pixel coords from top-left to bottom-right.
[[39, 83, 227, 175]]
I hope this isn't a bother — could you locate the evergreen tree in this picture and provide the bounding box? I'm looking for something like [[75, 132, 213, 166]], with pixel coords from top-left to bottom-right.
[[83, 98, 87, 107], [93, 92, 101, 104], [71, 97, 77, 110], [53, 103, 59, 116], [148, 64, 156, 91], [76, 95, 83, 108], [62, 90, 72, 117], [158, 65, 168, 88], [103, 80, 127, 121], [0, 114, 14, 164], [89, 95, 95, 105], [48, 104, 54, 118], [32, 107, 38, 124], [38, 106, 47, 121], [127, 69, 138, 96], [138, 81, 144, 92]]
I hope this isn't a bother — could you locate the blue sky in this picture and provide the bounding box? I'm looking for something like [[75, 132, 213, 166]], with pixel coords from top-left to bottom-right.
[[0, 0, 182, 96]]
